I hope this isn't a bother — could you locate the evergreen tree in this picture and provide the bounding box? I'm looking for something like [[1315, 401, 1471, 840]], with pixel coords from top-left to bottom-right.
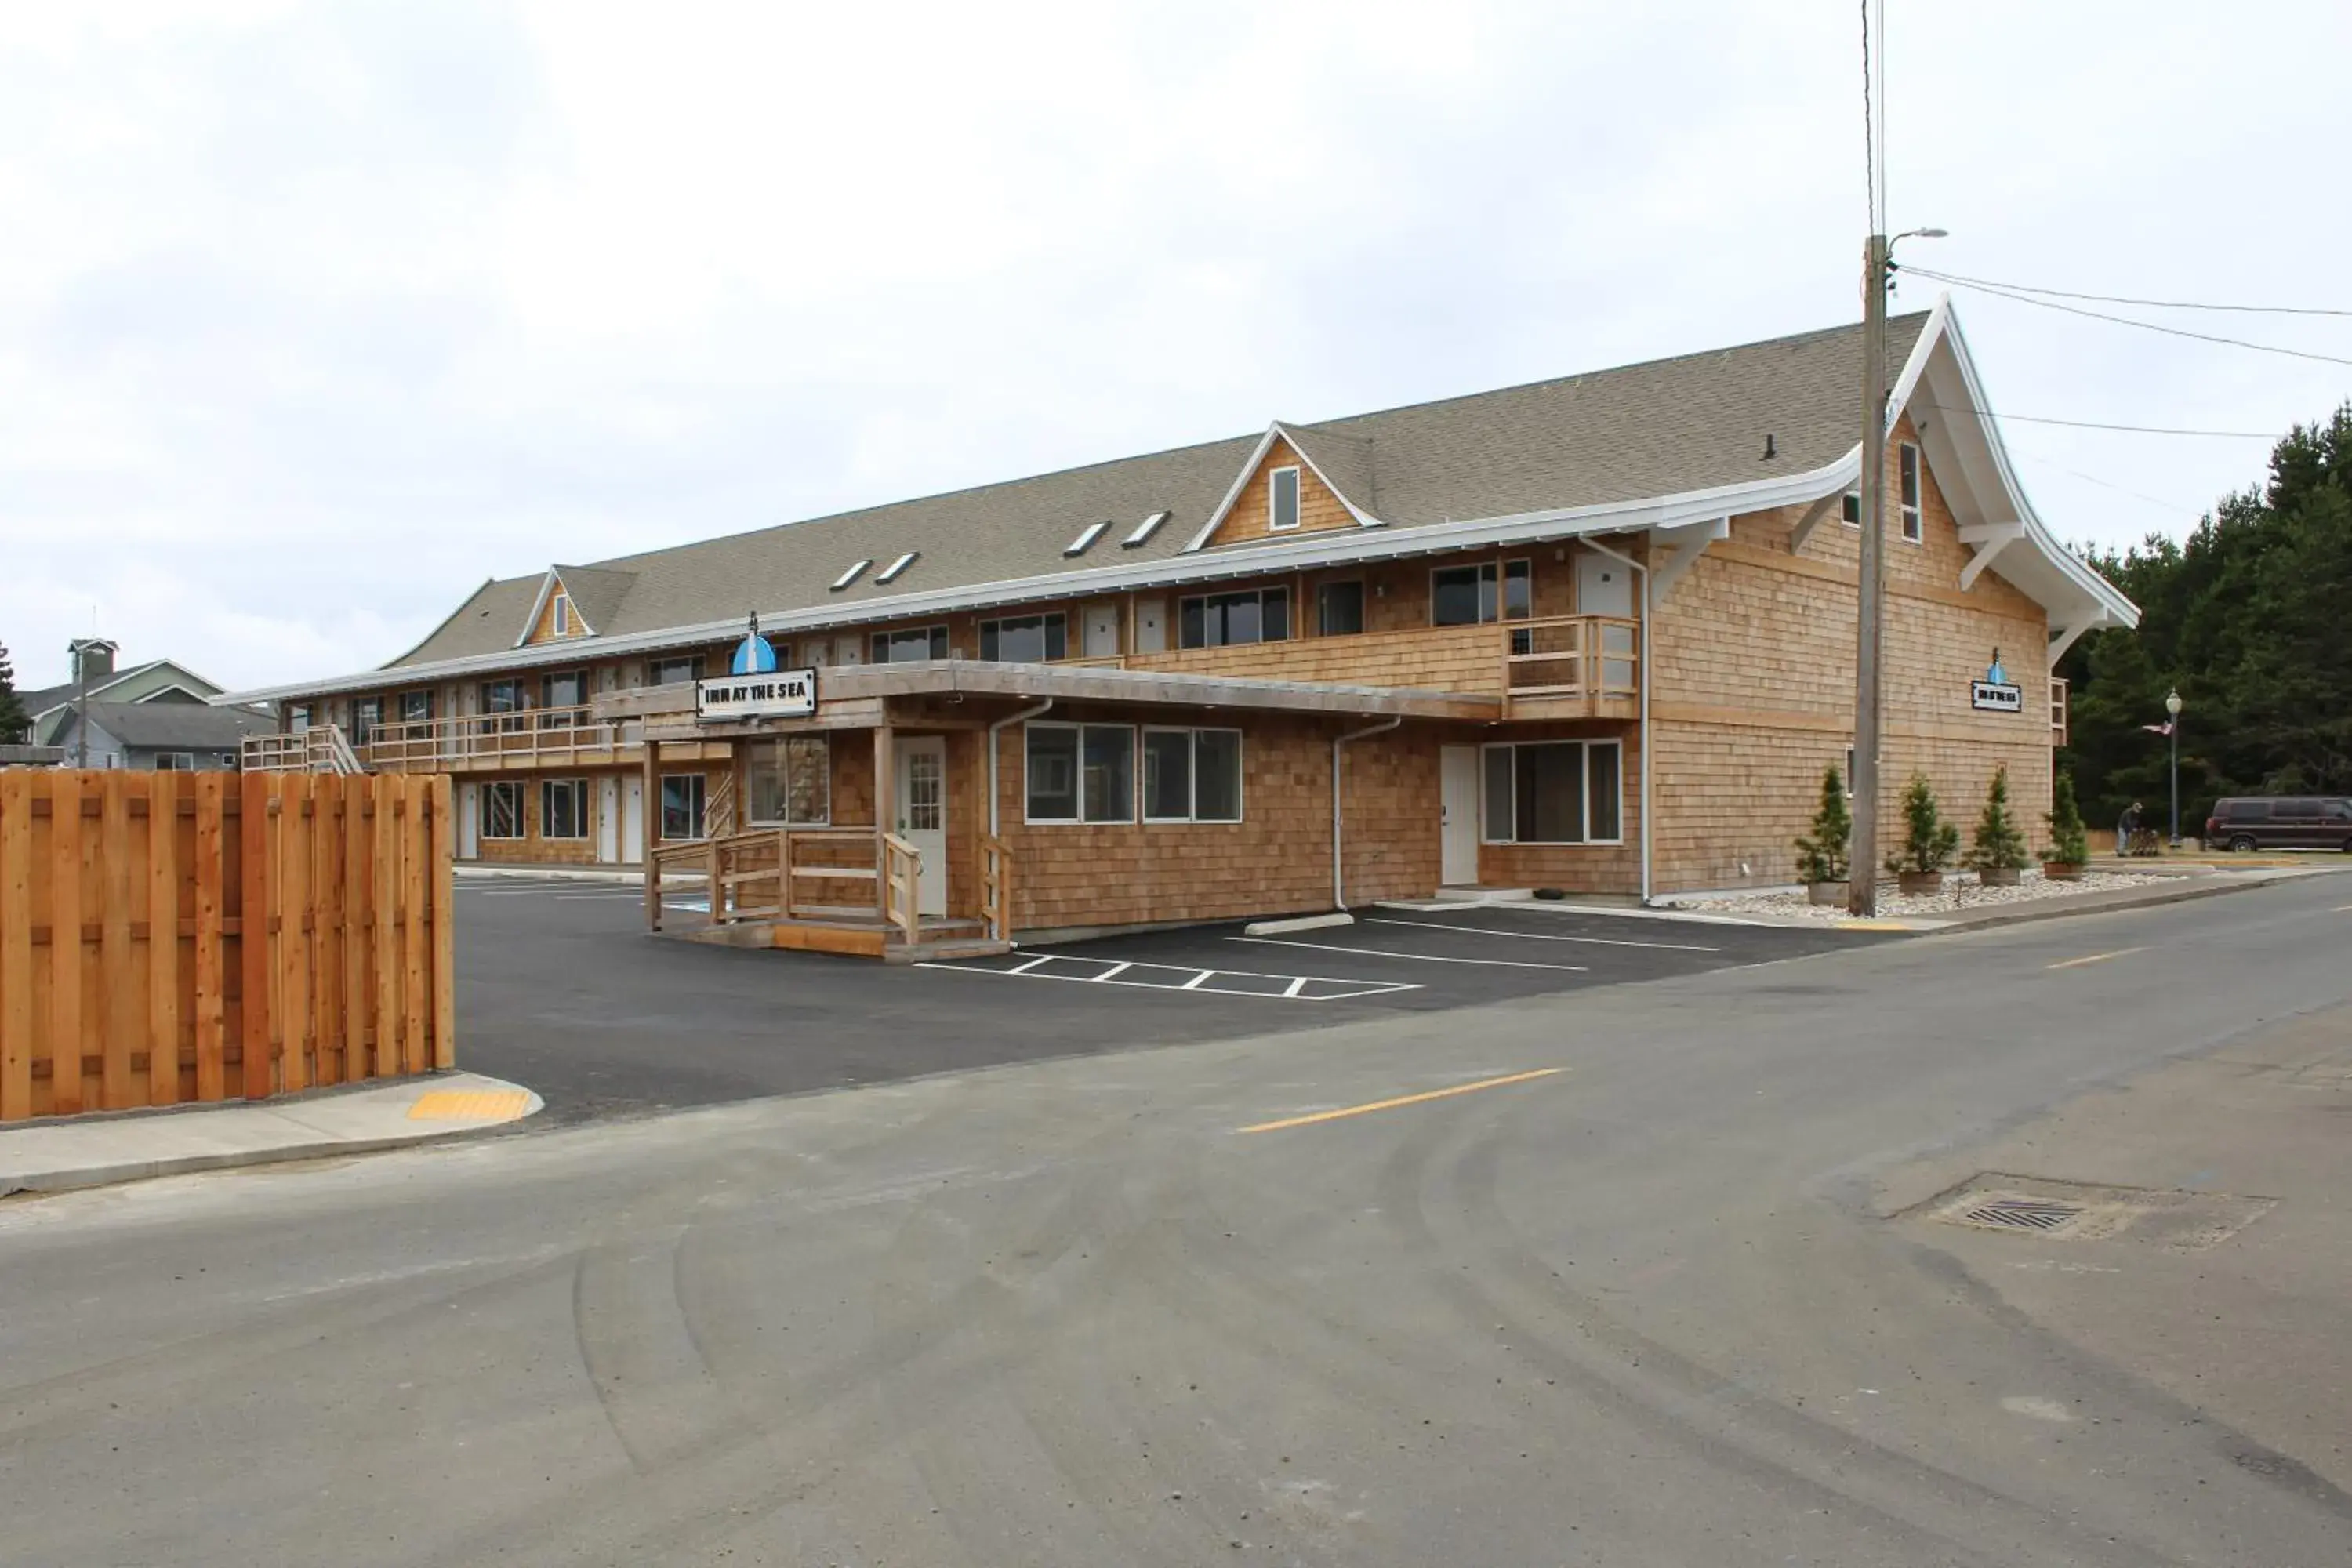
[[2045, 771, 2089, 867], [1793, 764, 1851, 883], [1964, 766, 2031, 873], [1886, 771, 1960, 876], [0, 640, 28, 744]]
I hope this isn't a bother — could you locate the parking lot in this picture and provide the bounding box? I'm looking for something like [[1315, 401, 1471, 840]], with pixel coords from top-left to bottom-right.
[[452, 877, 1896, 1123]]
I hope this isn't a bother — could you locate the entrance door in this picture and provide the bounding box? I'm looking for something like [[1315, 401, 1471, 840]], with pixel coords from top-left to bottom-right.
[[894, 735, 949, 916], [1440, 746, 1479, 886], [1576, 552, 1635, 618], [622, 776, 644, 864], [458, 782, 480, 861], [1133, 597, 1167, 654], [1083, 601, 1121, 658]]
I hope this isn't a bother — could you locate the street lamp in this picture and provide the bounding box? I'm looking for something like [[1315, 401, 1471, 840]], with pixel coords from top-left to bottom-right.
[[2165, 688, 2183, 846], [1848, 223, 1949, 916]]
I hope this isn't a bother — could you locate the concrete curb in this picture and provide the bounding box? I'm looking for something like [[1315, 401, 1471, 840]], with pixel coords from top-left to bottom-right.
[[1243, 912, 1356, 935], [1918, 869, 2325, 936]]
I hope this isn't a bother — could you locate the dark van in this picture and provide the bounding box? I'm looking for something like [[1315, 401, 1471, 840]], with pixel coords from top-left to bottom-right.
[[2205, 797, 2352, 852]]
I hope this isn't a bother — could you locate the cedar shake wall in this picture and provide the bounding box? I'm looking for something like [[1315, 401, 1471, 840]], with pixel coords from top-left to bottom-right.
[[469, 768, 620, 866], [1200, 435, 1360, 548], [1474, 720, 1645, 896], [1648, 421, 2053, 892]]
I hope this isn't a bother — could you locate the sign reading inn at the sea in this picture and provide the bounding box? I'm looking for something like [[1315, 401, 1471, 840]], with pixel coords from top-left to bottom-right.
[[696, 616, 818, 722]]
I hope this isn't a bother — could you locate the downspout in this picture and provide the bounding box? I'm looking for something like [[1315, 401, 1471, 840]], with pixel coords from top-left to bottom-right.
[[1333, 715, 1403, 909], [1579, 539, 1653, 906], [987, 698, 1054, 837]]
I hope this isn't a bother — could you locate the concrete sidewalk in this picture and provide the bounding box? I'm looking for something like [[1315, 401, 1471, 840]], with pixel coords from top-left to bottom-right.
[[0, 1072, 543, 1197]]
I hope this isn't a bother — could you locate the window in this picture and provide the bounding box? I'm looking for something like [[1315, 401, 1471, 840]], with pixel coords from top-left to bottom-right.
[[1268, 466, 1302, 532], [1842, 492, 1861, 527], [1065, 521, 1110, 557], [2225, 800, 2269, 822], [660, 774, 706, 840], [151, 751, 196, 771], [219, 752, 238, 768], [480, 781, 524, 840], [550, 593, 576, 636], [289, 704, 310, 732], [870, 626, 949, 663], [874, 551, 919, 584], [1123, 510, 1170, 548], [1316, 580, 1365, 637], [746, 735, 831, 825], [1480, 740, 1624, 844], [1178, 587, 1289, 648], [481, 678, 525, 732], [399, 690, 433, 724], [1142, 728, 1243, 822], [350, 697, 382, 747], [1898, 442, 1922, 543], [981, 613, 1067, 663], [540, 669, 587, 728], [1432, 561, 1532, 626], [542, 779, 589, 840], [830, 559, 872, 591], [1025, 722, 1134, 823], [648, 655, 702, 687]]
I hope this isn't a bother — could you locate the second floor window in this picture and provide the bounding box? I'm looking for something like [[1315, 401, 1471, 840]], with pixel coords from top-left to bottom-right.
[[1268, 465, 1301, 531], [872, 626, 949, 663], [1899, 442, 1923, 542], [350, 696, 382, 747], [981, 613, 1067, 663], [1316, 580, 1365, 637], [1179, 587, 1289, 648], [648, 655, 703, 687], [399, 690, 432, 724], [481, 678, 524, 731], [540, 670, 587, 727], [550, 593, 577, 636], [1432, 561, 1532, 627], [288, 704, 310, 732]]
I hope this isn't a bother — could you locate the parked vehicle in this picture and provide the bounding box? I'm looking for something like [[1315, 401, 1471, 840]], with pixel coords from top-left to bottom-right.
[[2204, 796, 2352, 852]]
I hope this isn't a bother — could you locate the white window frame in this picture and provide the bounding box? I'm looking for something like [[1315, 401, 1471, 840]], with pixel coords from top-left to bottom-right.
[[1023, 720, 1136, 826], [1841, 491, 1861, 527], [541, 778, 590, 840], [151, 751, 196, 771], [1898, 442, 1923, 543], [480, 780, 524, 840], [1479, 739, 1624, 846], [550, 593, 575, 636], [830, 559, 873, 591], [743, 735, 833, 827], [398, 689, 432, 723], [1268, 465, 1302, 532], [1141, 726, 1244, 824], [874, 550, 919, 584], [1064, 520, 1111, 556], [1123, 510, 1171, 548]]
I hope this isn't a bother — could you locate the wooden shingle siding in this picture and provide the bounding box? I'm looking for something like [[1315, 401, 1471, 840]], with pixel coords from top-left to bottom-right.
[[1127, 623, 1501, 693], [1474, 721, 1644, 895], [1200, 435, 1359, 549]]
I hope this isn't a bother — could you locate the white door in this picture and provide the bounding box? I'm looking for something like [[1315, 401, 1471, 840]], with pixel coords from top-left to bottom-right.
[[598, 777, 620, 863], [1576, 552, 1635, 618], [1083, 601, 1121, 658], [1440, 746, 1479, 887], [1134, 597, 1167, 654], [458, 782, 480, 860], [894, 735, 948, 916], [622, 776, 644, 864]]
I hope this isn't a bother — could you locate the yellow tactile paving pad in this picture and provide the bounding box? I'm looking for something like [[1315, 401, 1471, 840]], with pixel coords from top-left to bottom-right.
[[406, 1088, 533, 1122]]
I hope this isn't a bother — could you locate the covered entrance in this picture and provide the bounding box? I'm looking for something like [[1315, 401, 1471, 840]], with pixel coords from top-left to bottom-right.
[[894, 735, 948, 916]]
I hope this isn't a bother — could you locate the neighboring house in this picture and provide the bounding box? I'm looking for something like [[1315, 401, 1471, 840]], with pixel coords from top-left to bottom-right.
[[23, 640, 234, 750], [228, 299, 2136, 938], [48, 701, 274, 772]]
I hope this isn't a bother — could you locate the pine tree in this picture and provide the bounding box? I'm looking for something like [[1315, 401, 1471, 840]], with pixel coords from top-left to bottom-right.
[[2045, 771, 2090, 867], [0, 640, 28, 745], [1965, 766, 2031, 873], [1886, 771, 1960, 876], [1793, 764, 1851, 884]]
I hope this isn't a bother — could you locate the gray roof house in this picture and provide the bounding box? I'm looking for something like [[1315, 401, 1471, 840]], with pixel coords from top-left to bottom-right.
[[23, 640, 233, 748], [48, 701, 275, 771]]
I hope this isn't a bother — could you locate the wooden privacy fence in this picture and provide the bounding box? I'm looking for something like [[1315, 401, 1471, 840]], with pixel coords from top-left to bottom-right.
[[0, 770, 455, 1123]]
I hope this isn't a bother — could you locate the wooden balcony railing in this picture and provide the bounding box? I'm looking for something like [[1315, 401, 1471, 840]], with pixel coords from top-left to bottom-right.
[[241, 724, 363, 775], [979, 833, 1013, 941], [1502, 615, 1641, 700], [357, 705, 640, 770]]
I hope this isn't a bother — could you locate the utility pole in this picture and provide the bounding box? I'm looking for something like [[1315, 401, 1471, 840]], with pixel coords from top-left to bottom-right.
[[1848, 233, 1890, 917], [72, 638, 90, 769]]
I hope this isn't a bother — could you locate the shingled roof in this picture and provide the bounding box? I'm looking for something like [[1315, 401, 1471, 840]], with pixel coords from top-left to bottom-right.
[[389, 314, 1928, 668]]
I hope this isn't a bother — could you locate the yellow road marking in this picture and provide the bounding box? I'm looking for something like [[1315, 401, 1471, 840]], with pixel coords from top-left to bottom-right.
[[1237, 1068, 1564, 1134], [407, 1088, 532, 1122], [2333, 904, 2352, 913], [1838, 920, 1914, 931], [2045, 946, 2147, 971]]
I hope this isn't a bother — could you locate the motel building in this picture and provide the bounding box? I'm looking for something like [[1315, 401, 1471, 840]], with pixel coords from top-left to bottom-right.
[[229, 302, 2138, 958]]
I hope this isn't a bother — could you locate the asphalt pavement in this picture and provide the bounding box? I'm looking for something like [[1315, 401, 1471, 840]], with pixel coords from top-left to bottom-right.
[[2, 873, 2348, 1565]]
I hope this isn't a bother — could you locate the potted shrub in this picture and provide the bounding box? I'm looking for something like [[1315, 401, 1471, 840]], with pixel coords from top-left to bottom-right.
[[2043, 771, 2090, 880], [1794, 764, 1852, 905], [1884, 771, 1960, 895], [1964, 765, 2032, 888]]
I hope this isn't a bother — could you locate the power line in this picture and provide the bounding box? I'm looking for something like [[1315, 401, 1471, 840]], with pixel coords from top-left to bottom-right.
[[1899, 266, 2352, 319], [2009, 452, 2205, 517], [1912, 401, 2280, 439], [1903, 269, 2352, 368]]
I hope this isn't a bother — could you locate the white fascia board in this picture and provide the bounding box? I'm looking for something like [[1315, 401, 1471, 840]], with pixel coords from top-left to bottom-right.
[[1180, 424, 1287, 552], [212, 447, 1878, 706], [512, 570, 562, 648], [1895, 298, 2142, 629], [1269, 423, 1384, 530]]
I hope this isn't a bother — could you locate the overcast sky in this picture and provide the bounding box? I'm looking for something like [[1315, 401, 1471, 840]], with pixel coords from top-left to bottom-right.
[[5, 1, 2348, 692]]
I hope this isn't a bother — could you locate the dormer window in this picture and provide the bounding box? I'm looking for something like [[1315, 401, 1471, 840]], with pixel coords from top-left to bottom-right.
[[1123, 510, 1170, 548], [550, 593, 577, 635], [874, 551, 918, 585], [1065, 521, 1109, 557], [831, 559, 873, 591], [1269, 466, 1301, 532]]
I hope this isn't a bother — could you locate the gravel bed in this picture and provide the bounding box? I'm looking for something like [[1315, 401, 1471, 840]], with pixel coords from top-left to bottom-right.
[[1671, 869, 2178, 922]]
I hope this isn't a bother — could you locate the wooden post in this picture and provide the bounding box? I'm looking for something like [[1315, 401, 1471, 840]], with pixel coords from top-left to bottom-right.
[[50, 771, 85, 1115], [642, 735, 662, 931], [146, 769, 180, 1106], [872, 723, 895, 922], [0, 770, 32, 1121]]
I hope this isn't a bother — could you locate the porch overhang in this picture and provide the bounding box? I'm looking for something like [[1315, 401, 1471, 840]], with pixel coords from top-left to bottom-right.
[[598, 659, 1503, 742]]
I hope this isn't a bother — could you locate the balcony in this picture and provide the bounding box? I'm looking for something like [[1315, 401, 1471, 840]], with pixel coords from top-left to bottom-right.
[[356, 705, 644, 772], [1502, 615, 1641, 716]]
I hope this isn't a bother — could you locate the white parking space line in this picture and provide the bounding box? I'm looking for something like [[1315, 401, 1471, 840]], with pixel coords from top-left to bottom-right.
[[1363, 916, 1720, 953], [919, 951, 1420, 1002], [1227, 935, 1588, 971], [1093, 961, 1134, 982], [554, 893, 646, 902]]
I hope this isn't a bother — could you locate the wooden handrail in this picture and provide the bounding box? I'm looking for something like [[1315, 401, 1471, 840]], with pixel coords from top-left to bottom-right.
[[354, 704, 639, 771], [979, 833, 1013, 941], [1500, 615, 1642, 699], [881, 832, 921, 947]]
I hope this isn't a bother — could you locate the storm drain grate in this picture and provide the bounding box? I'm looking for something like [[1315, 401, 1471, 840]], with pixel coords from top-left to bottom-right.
[[1959, 1198, 2086, 1232]]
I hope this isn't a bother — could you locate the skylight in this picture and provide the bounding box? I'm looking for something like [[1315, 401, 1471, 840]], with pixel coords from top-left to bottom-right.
[[1065, 521, 1110, 557], [830, 559, 873, 591], [1123, 510, 1171, 548], [874, 551, 918, 585]]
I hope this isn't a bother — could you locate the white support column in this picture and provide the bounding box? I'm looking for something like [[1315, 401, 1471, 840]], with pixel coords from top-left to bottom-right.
[[1957, 521, 2025, 592], [2046, 615, 2101, 669], [1787, 493, 1840, 554], [1647, 517, 1730, 605]]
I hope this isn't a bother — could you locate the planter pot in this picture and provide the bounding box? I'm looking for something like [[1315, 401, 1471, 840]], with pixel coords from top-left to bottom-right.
[[1896, 870, 1945, 895], [1978, 866, 2022, 888], [1806, 880, 1849, 906], [2042, 862, 2085, 882]]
